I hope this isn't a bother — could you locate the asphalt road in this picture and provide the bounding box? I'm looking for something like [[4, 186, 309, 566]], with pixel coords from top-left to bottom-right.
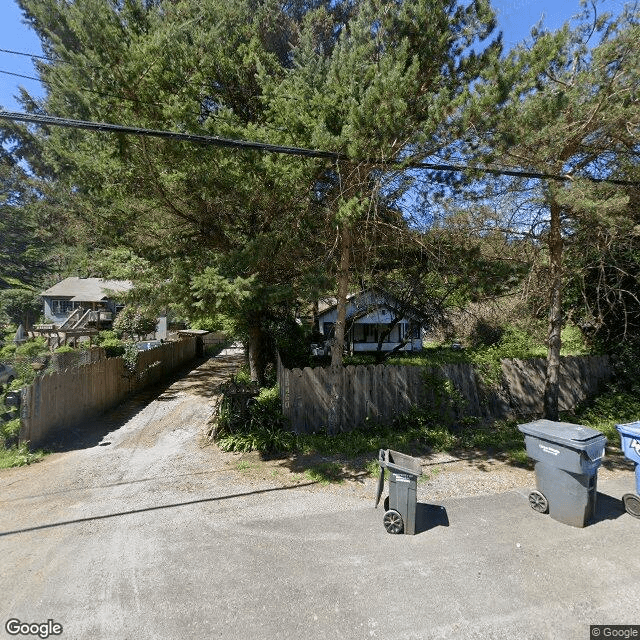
[[1, 349, 638, 640]]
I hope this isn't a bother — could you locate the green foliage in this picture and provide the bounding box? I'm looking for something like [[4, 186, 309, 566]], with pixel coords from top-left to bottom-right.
[[570, 387, 640, 448], [304, 462, 344, 485], [54, 345, 75, 354], [113, 306, 157, 341], [215, 384, 296, 454], [560, 324, 589, 356], [270, 315, 311, 370], [6, 338, 50, 386], [0, 442, 45, 469], [233, 367, 253, 386], [295, 410, 527, 466], [101, 340, 126, 358], [94, 330, 126, 358], [0, 288, 42, 329], [122, 341, 139, 373], [0, 418, 21, 444], [14, 337, 48, 359]]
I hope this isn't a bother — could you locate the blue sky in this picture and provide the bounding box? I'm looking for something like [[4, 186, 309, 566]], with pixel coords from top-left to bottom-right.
[[0, 0, 629, 112]]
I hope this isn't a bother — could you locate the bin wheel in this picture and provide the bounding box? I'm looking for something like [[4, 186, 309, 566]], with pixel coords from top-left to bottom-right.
[[383, 510, 404, 534], [622, 493, 640, 519], [528, 490, 549, 514]]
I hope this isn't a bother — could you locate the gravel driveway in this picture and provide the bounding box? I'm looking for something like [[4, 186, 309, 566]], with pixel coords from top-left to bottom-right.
[[1, 348, 637, 639]]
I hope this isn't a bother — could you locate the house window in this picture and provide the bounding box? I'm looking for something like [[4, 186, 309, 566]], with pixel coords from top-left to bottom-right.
[[51, 299, 74, 315], [323, 323, 335, 339]]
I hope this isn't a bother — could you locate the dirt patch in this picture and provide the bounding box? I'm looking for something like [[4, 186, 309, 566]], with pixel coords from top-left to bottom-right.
[[209, 442, 635, 504], [208, 446, 529, 501]]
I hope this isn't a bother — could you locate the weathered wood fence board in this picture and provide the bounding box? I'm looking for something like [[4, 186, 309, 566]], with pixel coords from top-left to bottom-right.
[[20, 337, 197, 446], [278, 354, 611, 434]]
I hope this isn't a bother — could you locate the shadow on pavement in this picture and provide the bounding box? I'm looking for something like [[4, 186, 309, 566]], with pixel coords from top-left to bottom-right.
[[593, 491, 626, 523], [0, 481, 319, 538], [415, 502, 450, 534]]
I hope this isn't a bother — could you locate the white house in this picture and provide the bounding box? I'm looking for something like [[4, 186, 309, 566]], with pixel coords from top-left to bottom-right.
[[314, 289, 425, 354]]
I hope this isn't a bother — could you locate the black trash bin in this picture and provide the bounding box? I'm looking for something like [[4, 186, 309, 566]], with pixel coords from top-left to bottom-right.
[[374, 449, 422, 535], [518, 419, 607, 527]]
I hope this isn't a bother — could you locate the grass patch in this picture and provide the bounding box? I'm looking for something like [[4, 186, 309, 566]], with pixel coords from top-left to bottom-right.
[[0, 418, 47, 469], [0, 442, 45, 469], [304, 462, 344, 485]]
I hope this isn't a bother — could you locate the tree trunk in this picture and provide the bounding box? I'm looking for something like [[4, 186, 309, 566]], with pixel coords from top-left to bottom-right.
[[328, 223, 351, 433], [247, 321, 267, 386], [543, 200, 563, 420]]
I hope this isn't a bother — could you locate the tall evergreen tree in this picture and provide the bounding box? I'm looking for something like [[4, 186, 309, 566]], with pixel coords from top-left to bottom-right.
[[471, 3, 639, 419], [14, 0, 502, 392], [16, 0, 338, 382]]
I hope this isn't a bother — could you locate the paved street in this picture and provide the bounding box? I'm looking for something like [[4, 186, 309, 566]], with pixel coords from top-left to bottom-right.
[[1, 350, 638, 640]]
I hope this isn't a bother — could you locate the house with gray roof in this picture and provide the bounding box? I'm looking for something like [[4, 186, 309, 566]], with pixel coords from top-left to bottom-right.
[[40, 277, 132, 326]]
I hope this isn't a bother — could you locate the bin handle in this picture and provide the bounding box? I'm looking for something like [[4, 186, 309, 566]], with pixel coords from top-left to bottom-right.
[[374, 465, 385, 509]]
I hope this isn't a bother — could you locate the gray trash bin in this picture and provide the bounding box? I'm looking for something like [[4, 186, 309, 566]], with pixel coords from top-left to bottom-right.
[[518, 419, 607, 527], [374, 449, 422, 535]]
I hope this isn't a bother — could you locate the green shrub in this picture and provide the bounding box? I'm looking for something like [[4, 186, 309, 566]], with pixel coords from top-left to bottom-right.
[[214, 384, 296, 454], [14, 337, 48, 359], [0, 418, 20, 444], [0, 442, 44, 469], [233, 366, 253, 386], [100, 339, 126, 358], [560, 324, 589, 356], [0, 343, 17, 360], [54, 345, 75, 354]]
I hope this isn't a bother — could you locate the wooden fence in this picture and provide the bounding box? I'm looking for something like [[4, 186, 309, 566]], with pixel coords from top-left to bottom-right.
[[278, 355, 612, 433], [20, 337, 197, 446]]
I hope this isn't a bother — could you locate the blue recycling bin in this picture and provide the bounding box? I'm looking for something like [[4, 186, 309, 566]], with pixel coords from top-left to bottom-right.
[[615, 421, 640, 519]]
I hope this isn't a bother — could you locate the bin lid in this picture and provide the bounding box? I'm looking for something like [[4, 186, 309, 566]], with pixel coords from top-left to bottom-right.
[[616, 421, 640, 438], [518, 419, 606, 450], [379, 449, 423, 477]]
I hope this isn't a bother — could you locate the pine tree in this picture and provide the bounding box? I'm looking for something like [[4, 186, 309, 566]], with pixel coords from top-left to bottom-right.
[[472, 3, 639, 419]]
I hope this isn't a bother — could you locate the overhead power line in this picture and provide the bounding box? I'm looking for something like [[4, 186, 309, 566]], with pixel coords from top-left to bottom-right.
[[0, 47, 49, 61], [0, 110, 340, 159], [0, 110, 638, 186], [0, 69, 42, 82]]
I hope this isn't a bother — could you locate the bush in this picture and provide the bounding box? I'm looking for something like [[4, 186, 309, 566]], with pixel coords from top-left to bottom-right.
[[14, 337, 48, 359], [113, 306, 157, 340], [0, 442, 44, 469], [100, 339, 126, 358], [94, 330, 126, 358], [570, 387, 640, 447], [0, 417, 21, 446], [214, 384, 295, 454], [54, 345, 75, 354]]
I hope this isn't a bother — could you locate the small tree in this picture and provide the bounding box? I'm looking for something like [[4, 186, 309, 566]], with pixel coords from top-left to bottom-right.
[[113, 306, 157, 341]]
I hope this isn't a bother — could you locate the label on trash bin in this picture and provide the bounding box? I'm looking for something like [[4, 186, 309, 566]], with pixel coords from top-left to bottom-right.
[[631, 439, 640, 457], [393, 473, 411, 483], [539, 444, 560, 456]]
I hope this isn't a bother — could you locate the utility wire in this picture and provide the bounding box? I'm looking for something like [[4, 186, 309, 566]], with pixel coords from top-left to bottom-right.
[[0, 110, 340, 160], [0, 47, 49, 61], [0, 69, 42, 82], [3, 44, 636, 176], [0, 110, 638, 186]]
